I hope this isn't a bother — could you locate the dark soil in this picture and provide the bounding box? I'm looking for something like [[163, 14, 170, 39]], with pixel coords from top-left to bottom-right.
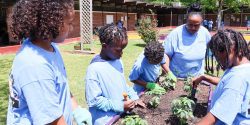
[[114, 80, 210, 125]]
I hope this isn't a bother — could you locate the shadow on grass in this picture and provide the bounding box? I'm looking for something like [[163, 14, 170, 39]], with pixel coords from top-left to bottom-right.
[[134, 43, 146, 48], [0, 58, 12, 124]]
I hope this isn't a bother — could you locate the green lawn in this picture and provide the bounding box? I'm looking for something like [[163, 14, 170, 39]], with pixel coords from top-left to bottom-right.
[[0, 39, 145, 124]]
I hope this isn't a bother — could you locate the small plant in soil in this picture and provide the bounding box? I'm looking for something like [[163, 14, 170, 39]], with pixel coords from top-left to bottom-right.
[[148, 96, 160, 108], [171, 97, 195, 125], [121, 115, 148, 125], [160, 74, 176, 91], [183, 76, 193, 95]]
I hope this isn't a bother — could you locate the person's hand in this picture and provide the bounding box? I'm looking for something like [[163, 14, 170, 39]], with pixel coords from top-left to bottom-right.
[[135, 99, 146, 108], [167, 71, 177, 83], [124, 100, 135, 111], [73, 106, 92, 125], [192, 75, 204, 88], [154, 84, 166, 92]]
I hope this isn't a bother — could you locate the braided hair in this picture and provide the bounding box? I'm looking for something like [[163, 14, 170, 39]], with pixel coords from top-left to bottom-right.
[[10, 0, 74, 41], [206, 29, 250, 74], [144, 41, 165, 64], [98, 24, 127, 45]]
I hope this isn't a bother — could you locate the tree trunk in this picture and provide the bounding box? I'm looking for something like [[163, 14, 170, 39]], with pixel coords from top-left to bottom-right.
[[217, 0, 223, 30]]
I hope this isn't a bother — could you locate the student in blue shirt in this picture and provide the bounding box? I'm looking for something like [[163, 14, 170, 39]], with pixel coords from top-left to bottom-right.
[[164, 4, 211, 79], [129, 41, 176, 94], [7, 0, 91, 125], [85, 24, 145, 125], [193, 29, 250, 125]]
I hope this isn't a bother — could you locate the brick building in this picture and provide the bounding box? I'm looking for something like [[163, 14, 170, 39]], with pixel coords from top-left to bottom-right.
[[1, 0, 250, 46]]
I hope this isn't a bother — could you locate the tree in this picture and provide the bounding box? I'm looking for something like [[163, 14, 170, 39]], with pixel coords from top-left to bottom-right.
[[197, 0, 250, 29], [147, 0, 250, 29]]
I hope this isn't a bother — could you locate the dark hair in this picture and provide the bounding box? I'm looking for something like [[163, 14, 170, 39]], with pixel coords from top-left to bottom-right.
[[98, 24, 127, 45], [206, 29, 250, 74], [10, 0, 74, 41], [187, 3, 202, 19], [144, 41, 165, 64]]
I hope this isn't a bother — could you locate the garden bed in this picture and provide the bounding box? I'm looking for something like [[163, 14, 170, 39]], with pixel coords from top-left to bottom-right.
[[113, 80, 210, 125]]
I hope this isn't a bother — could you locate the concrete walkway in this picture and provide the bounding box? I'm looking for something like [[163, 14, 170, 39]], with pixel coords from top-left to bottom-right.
[[1, 26, 250, 55]]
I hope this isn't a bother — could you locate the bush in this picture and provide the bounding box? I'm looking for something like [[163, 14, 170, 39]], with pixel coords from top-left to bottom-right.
[[136, 10, 158, 44]]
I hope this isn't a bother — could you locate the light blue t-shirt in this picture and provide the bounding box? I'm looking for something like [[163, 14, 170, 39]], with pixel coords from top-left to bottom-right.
[[164, 24, 211, 78], [210, 63, 250, 125], [85, 55, 139, 125], [129, 52, 166, 94], [7, 39, 72, 125]]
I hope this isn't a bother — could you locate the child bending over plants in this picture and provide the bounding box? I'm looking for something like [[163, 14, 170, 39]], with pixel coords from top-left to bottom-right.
[[193, 29, 250, 125], [85, 24, 145, 125], [129, 41, 176, 95]]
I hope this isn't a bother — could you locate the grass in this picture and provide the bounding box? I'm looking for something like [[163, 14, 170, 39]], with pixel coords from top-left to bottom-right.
[[0, 39, 145, 124]]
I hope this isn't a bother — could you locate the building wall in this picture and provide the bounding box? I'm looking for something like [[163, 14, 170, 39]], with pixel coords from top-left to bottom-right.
[[93, 11, 137, 31]]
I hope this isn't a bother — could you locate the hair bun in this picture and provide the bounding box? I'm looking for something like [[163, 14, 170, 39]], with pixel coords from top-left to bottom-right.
[[188, 3, 202, 13]]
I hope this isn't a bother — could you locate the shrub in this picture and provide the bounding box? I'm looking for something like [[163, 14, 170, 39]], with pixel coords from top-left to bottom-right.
[[136, 10, 158, 44]]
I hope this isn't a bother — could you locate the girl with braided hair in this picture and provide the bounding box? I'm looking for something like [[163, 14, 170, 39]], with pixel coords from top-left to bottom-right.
[[85, 24, 145, 125], [7, 0, 92, 125], [194, 29, 250, 125]]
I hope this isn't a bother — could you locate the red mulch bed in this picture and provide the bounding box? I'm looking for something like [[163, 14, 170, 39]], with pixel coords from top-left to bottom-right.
[[114, 80, 210, 125]]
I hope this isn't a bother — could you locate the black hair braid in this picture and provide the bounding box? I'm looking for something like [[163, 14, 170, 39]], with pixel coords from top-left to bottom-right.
[[207, 29, 250, 73], [144, 41, 165, 64], [98, 24, 127, 45]]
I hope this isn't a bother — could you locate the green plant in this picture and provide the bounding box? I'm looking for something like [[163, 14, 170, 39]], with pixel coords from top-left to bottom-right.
[[183, 76, 193, 96], [121, 115, 148, 125], [148, 96, 160, 108], [171, 97, 195, 125], [160, 74, 176, 91], [136, 9, 158, 44]]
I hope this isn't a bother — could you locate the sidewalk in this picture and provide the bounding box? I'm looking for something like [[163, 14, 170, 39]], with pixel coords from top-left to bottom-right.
[[0, 37, 80, 55], [1, 26, 250, 55]]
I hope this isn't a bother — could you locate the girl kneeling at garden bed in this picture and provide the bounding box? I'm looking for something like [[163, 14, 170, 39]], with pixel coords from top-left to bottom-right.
[[193, 29, 250, 125], [129, 41, 176, 95]]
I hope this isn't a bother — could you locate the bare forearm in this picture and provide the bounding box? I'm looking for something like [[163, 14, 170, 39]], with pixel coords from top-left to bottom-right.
[[196, 112, 216, 125], [202, 74, 220, 86], [50, 116, 67, 125], [132, 80, 147, 88], [70, 92, 78, 110], [162, 54, 171, 73]]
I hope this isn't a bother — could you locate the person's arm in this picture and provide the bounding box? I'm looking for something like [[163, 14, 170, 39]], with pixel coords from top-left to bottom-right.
[[192, 74, 220, 87], [196, 112, 217, 125], [71, 92, 92, 125], [50, 116, 67, 125], [132, 79, 147, 88], [71, 92, 78, 110], [161, 56, 171, 75]]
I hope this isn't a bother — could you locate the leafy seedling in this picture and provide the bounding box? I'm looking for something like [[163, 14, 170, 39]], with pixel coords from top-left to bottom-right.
[[148, 96, 160, 108], [171, 97, 195, 125], [121, 115, 148, 125], [160, 74, 176, 91]]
